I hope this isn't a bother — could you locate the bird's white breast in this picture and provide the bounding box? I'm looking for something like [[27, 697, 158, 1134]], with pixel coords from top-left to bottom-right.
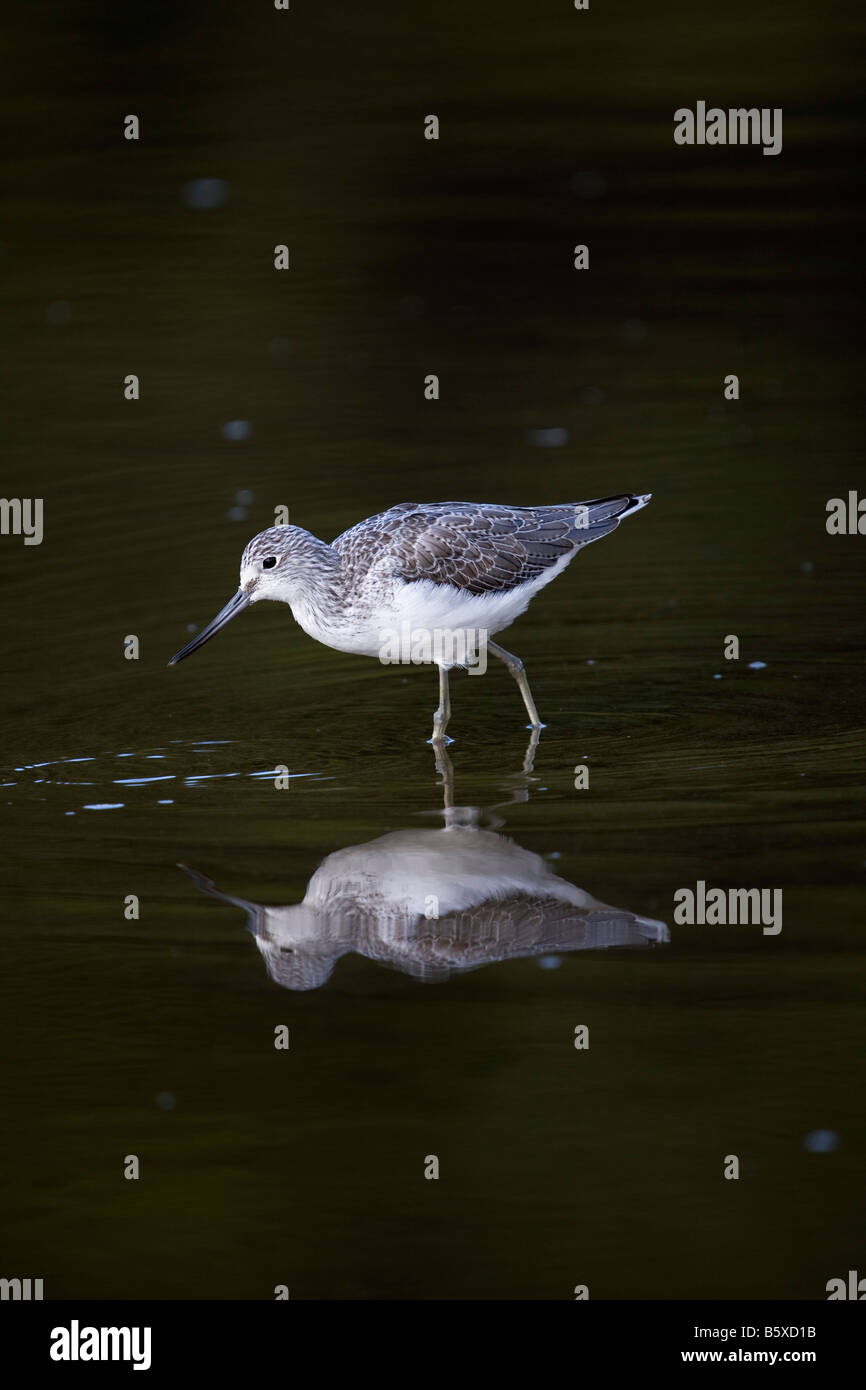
[[289, 552, 577, 665]]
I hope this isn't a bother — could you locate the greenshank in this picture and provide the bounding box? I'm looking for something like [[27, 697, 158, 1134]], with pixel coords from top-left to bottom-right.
[[168, 495, 651, 738]]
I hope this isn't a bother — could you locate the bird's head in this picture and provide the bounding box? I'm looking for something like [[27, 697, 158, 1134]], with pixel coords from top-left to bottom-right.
[[168, 525, 303, 665]]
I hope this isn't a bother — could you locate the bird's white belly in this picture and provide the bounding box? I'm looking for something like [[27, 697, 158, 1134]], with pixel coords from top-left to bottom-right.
[[289, 556, 575, 665]]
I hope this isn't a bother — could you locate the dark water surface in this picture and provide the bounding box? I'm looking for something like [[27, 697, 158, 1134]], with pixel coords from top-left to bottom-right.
[[2, 2, 864, 1298]]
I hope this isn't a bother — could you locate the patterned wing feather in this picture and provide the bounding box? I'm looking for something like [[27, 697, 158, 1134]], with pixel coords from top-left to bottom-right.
[[332, 497, 646, 596]]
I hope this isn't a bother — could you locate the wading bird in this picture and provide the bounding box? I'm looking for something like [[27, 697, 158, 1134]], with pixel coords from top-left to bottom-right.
[[168, 495, 651, 739]]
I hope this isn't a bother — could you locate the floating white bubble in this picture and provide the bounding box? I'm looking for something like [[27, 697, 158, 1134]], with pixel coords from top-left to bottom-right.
[[804, 1129, 839, 1153], [527, 427, 569, 448], [180, 178, 230, 210], [222, 420, 252, 442]]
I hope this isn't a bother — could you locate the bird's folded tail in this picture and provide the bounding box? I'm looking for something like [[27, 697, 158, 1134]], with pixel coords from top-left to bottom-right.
[[567, 492, 651, 543]]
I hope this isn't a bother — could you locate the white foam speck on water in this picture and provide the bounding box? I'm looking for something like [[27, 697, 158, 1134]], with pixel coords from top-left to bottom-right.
[[180, 177, 229, 210], [222, 419, 252, 442], [803, 1129, 839, 1153], [527, 427, 569, 448]]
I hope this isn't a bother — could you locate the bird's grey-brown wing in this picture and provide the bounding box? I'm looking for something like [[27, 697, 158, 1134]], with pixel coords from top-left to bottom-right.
[[332, 498, 644, 595]]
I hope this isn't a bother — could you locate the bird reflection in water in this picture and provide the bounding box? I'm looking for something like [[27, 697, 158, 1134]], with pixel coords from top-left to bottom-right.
[[179, 735, 668, 990]]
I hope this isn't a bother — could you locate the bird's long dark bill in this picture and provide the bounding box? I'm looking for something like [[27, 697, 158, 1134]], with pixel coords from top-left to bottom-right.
[[168, 589, 249, 665]]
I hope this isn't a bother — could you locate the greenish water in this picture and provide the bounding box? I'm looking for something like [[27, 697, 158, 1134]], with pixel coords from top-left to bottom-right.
[[1, 1, 863, 1299]]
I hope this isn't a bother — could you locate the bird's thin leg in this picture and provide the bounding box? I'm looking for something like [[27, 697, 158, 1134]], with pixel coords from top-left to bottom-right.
[[488, 640, 545, 729], [430, 664, 452, 743]]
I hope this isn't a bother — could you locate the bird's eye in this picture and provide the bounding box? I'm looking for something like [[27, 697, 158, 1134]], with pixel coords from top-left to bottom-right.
[[262, 556, 277, 570]]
